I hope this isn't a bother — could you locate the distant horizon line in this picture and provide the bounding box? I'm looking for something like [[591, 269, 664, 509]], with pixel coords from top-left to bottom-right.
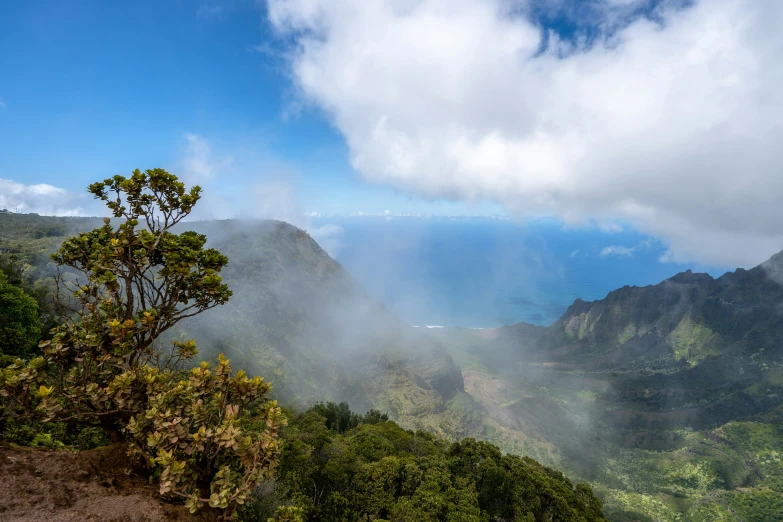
[[2, 210, 524, 221]]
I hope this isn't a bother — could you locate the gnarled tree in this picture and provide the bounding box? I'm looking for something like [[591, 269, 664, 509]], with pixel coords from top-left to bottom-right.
[[0, 169, 285, 513], [42, 169, 231, 434]]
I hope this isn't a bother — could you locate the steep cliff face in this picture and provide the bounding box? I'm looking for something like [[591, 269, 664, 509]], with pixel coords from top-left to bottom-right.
[[471, 250, 783, 443], [181, 220, 466, 419], [496, 249, 783, 373]]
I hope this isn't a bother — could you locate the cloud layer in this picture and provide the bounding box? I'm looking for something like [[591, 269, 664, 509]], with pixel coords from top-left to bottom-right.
[[0, 179, 88, 216], [267, 0, 783, 267], [0, 134, 234, 220]]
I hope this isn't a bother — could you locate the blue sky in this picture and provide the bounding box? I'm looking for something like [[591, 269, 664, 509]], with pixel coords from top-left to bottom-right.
[[0, 1, 325, 202], [0, 0, 504, 217], [1, 0, 781, 269]]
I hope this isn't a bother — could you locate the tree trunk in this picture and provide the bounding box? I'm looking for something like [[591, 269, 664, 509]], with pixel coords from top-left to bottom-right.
[[100, 418, 124, 444]]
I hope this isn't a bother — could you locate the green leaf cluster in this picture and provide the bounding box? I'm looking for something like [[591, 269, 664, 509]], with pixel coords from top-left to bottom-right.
[[0, 271, 41, 359], [124, 355, 286, 512], [309, 401, 388, 433]]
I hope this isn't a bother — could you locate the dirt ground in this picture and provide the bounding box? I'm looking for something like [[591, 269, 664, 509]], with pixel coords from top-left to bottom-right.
[[0, 443, 220, 522]]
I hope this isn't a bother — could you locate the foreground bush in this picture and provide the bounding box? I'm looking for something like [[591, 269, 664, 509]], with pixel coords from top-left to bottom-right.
[[126, 355, 285, 511]]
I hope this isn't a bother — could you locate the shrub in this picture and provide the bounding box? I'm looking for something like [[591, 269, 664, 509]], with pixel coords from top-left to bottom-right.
[[125, 355, 285, 511], [239, 404, 608, 522]]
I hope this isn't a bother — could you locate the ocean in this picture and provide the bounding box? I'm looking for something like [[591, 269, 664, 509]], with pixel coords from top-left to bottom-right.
[[314, 217, 728, 328]]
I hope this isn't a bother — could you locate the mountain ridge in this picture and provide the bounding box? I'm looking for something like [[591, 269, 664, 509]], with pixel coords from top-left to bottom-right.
[[489, 247, 783, 373], [172, 220, 471, 429], [0, 214, 471, 433], [4, 211, 782, 520]]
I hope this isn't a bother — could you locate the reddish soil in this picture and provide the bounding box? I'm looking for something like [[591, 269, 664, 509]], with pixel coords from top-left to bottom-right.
[[0, 443, 220, 522]]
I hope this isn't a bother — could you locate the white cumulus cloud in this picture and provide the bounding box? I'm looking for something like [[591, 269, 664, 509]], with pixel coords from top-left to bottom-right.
[[599, 239, 652, 257], [267, 0, 783, 267], [0, 179, 89, 216], [599, 245, 634, 257]]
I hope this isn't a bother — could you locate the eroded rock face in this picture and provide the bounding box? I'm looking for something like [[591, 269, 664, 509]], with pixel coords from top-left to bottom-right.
[[0, 443, 219, 522], [520, 247, 783, 369]]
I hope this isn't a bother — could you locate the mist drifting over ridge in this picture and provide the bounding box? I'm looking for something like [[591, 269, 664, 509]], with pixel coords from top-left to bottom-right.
[[3, 205, 783, 520]]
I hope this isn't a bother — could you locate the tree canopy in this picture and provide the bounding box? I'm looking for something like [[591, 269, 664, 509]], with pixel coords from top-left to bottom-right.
[[239, 402, 607, 522]]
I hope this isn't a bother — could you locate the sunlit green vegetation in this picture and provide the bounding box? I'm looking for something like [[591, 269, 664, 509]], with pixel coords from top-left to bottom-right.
[[238, 402, 607, 522], [0, 185, 608, 521], [2, 203, 783, 521]]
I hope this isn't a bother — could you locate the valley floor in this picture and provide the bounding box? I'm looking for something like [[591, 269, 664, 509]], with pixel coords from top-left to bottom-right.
[[427, 328, 783, 522]]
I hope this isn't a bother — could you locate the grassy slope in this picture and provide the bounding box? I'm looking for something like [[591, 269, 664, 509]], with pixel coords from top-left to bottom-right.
[[184, 220, 472, 430], [432, 327, 783, 521]]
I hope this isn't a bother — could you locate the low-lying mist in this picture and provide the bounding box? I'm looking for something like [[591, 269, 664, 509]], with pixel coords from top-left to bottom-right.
[[173, 219, 465, 418]]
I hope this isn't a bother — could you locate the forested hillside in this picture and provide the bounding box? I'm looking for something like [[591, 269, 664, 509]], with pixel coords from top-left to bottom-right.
[[1, 209, 609, 521], [238, 402, 606, 522], [0, 213, 474, 437], [182, 219, 476, 438], [3, 209, 782, 521]]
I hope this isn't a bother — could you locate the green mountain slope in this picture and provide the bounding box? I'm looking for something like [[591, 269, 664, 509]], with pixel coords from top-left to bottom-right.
[[182, 220, 476, 437], [0, 212, 612, 521], [435, 251, 783, 520]]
